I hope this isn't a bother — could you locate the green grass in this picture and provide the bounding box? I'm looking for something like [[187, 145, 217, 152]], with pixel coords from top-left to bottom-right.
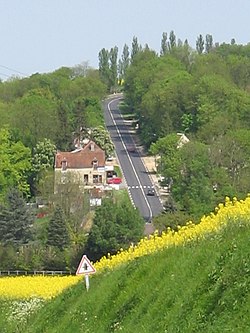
[[2, 222, 250, 332]]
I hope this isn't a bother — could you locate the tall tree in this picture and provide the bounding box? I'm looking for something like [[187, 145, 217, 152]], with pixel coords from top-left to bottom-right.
[[160, 32, 168, 56], [131, 36, 141, 63], [196, 34, 205, 54], [168, 30, 176, 51], [205, 34, 213, 53], [46, 205, 70, 250], [56, 100, 72, 150], [0, 188, 34, 246], [118, 43, 130, 81], [98, 48, 110, 87], [109, 46, 119, 91]]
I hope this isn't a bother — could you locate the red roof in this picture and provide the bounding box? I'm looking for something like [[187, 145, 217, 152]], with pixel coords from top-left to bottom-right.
[[55, 141, 105, 169]]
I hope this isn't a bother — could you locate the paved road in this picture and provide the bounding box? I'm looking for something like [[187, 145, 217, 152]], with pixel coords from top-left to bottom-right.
[[103, 95, 163, 221]]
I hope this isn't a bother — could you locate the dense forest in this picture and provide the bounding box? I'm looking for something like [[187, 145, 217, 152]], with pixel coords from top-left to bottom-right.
[[1, 30, 250, 271]]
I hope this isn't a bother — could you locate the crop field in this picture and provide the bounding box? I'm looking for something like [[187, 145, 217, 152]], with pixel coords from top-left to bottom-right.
[[0, 275, 81, 299], [1, 195, 250, 332], [1, 195, 250, 300]]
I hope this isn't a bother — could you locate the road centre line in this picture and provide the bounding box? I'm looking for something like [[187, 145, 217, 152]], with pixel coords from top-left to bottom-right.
[[107, 97, 153, 221]]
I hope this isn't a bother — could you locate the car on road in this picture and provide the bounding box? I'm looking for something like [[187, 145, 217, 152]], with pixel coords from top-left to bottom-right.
[[127, 145, 136, 153], [147, 188, 155, 196], [107, 177, 122, 185]]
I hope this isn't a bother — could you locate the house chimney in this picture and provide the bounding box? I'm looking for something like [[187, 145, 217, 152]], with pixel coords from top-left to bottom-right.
[[90, 143, 95, 151]]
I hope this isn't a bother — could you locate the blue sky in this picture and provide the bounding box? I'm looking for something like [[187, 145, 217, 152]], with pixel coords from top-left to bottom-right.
[[1, 0, 250, 80]]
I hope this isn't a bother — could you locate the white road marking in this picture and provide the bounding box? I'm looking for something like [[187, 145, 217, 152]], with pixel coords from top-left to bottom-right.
[[107, 97, 153, 221]]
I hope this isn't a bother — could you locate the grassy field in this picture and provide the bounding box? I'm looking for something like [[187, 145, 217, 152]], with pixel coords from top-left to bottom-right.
[[1, 219, 249, 333]]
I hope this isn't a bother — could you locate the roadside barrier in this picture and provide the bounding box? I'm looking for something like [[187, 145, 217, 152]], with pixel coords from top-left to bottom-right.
[[0, 270, 73, 277]]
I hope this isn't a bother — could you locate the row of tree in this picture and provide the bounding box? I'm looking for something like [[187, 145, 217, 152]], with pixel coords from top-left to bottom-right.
[[114, 32, 250, 224], [98, 31, 248, 92]]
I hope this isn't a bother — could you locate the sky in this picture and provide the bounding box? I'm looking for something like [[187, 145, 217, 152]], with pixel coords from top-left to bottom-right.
[[1, 0, 250, 80]]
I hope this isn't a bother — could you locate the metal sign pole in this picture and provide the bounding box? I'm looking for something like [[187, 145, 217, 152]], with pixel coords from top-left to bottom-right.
[[85, 274, 90, 291]]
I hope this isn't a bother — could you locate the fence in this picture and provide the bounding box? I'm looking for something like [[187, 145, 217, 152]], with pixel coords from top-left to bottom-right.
[[0, 270, 73, 277]]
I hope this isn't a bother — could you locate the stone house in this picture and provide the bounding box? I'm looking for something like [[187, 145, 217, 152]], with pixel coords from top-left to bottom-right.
[[54, 140, 112, 191]]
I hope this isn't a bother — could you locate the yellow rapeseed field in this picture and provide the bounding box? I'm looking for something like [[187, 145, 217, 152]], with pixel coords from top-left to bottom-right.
[[0, 276, 81, 300], [1, 195, 250, 300], [94, 195, 250, 271]]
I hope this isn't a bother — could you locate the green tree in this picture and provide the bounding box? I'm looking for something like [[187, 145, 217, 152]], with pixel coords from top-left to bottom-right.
[[85, 198, 144, 261], [205, 34, 213, 53], [174, 141, 215, 217], [212, 129, 250, 194], [196, 34, 204, 54], [140, 66, 195, 142], [32, 138, 56, 174], [160, 32, 168, 56], [153, 211, 189, 232], [0, 188, 34, 246], [98, 48, 110, 88], [149, 134, 180, 179], [118, 43, 130, 81], [124, 48, 159, 116], [11, 88, 59, 147], [46, 205, 70, 250], [90, 126, 114, 157], [31, 138, 57, 196], [0, 128, 32, 199], [56, 100, 72, 150], [131, 36, 141, 63], [0, 244, 17, 269], [54, 171, 90, 236], [168, 30, 176, 51], [227, 55, 250, 89], [109, 46, 119, 91]]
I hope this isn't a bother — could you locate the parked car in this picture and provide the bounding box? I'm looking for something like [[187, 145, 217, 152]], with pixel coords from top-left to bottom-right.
[[107, 177, 122, 184]]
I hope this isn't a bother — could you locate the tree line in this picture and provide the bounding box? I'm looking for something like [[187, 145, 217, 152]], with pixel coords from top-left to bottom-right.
[[98, 31, 250, 228]]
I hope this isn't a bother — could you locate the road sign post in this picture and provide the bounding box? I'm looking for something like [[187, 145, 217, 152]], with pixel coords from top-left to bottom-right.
[[76, 255, 96, 291]]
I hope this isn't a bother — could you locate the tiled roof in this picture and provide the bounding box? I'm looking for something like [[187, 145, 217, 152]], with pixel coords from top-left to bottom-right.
[[55, 141, 105, 169]]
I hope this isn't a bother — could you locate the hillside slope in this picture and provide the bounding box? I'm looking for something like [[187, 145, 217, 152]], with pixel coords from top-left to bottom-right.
[[23, 222, 250, 333]]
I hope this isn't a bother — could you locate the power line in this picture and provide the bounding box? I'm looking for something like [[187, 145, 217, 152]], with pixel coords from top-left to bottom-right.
[[0, 64, 28, 77], [0, 72, 11, 78]]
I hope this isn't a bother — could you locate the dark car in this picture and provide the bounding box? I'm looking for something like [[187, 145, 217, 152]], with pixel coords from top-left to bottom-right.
[[127, 145, 136, 153], [147, 188, 155, 196]]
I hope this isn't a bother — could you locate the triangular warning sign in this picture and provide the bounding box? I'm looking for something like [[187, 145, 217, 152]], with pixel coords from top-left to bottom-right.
[[76, 255, 96, 275]]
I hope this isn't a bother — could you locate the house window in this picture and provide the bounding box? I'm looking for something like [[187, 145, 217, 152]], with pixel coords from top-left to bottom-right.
[[84, 174, 89, 184], [61, 159, 67, 171], [93, 175, 98, 183], [92, 158, 98, 170]]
